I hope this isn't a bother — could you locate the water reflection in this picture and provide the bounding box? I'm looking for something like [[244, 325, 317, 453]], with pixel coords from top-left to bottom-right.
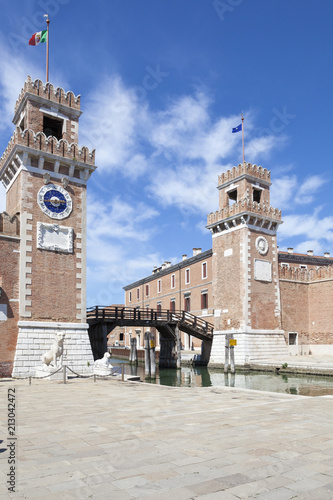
[[112, 358, 333, 397]]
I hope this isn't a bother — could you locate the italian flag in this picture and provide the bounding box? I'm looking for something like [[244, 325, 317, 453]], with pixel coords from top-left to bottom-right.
[[29, 30, 47, 46]]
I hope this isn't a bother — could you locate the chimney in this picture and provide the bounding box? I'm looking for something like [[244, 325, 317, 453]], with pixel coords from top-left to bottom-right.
[[182, 254, 187, 261], [307, 250, 314, 256], [324, 252, 331, 258], [193, 248, 202, 257], [287, 248, 293, 254], [152, 266, 158, 274]]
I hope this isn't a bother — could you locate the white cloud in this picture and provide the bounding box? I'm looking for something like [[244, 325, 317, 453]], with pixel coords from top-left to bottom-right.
[[295, 175, 326, 204], [271, 175, 298, 210], [271, 174, 326, 211], [293, 240, 325, 256], [278, 210, 333, 255], [80, 76, 149, 175], [87, 194, 159, 246]]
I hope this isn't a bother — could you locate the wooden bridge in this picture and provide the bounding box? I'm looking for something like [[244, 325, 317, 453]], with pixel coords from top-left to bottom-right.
[[86, 306, 214, 367]]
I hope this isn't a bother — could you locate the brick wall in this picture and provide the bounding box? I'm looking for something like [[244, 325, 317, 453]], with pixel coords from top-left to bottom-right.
[[308, 280, 333, 344], [0, 236, 20, 376], [212, 229, 244, 331]]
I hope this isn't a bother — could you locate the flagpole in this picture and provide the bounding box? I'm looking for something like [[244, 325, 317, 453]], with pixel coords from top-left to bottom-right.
[[45, 15, 50, 82], [241, 114, 245, 163]]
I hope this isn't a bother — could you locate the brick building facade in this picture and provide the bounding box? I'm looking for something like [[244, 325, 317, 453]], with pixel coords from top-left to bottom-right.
[[124, 163, 333, 362]]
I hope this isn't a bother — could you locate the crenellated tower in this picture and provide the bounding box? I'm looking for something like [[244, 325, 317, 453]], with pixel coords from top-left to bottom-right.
[[207, 162, 288, 364], [0, 76, 96, 376]]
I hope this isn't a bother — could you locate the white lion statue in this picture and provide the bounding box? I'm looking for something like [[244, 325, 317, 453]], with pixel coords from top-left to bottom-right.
[[94, 352, 113, 375], [94, 352, 113, 368], [41, 332, 65, 367]]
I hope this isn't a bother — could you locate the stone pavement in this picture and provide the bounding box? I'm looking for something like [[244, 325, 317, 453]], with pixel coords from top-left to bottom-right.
[[1, 376, 333, 499]]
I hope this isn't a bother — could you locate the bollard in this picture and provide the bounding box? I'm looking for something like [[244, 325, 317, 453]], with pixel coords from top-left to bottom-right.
[[63, 365, 67, 384], [29, 376, 31, 385], [144, 331, 151, 378], [176, 323, 181, 369], [230, 342, 235, 374], [149, 332, 156, 379], [94, 374, 96, 383], [121, 364, 124, 381], [130, 337, 138, 365], [224, 335, 230, 374]]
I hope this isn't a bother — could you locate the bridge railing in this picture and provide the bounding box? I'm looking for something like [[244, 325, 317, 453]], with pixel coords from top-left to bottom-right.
[[86, 306, 214, 336]]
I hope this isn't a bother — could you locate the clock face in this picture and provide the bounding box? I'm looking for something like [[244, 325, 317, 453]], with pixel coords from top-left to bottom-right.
[[37, 184, 72, 220]]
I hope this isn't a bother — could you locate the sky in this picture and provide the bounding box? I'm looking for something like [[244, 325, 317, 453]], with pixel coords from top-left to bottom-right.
[[0, 0, 333, 306]]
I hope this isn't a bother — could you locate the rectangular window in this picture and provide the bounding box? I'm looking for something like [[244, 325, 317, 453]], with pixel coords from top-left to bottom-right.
[[185, 268, 190, 285], [157, 302, 162, 315], [129, 291, 132, 302], [145, 284, 150, 296], [184, 296, 191, 312], [202, 262, 207, 279], [171, 274, 175, 289], [157, 279, 161, 293], [201, 292, 208, 310], [170, 299, 175, 312], [137, 288, 140, 300], [289, 332, 298, 345]]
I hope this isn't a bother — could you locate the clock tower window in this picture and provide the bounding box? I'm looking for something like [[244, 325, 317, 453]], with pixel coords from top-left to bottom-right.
[[227, 188, 237, 205], [43, 115, 63, 140], [253, 188, 262, 203]]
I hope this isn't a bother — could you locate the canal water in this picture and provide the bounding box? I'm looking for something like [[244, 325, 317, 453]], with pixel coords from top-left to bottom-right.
[[111, 357, 333, 397]]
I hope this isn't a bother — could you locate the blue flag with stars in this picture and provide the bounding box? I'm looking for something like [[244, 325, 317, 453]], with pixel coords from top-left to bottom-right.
[[232, 124, 242, 133]]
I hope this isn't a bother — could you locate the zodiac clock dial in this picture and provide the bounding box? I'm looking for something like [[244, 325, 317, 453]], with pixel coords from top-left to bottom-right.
[[37, 184, 72, 220]]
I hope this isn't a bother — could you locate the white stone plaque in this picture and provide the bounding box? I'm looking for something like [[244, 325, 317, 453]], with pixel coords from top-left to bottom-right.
[[224, 248, 233, 257], [254, 259, 272, 282], [37, 222, 73, 253]]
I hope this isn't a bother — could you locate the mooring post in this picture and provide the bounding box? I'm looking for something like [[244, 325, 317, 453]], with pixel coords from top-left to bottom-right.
[[121, 364, 124, 381], [144, 331, 151, 378], [175, 323, 181, 369], [230, 334, 235, 374], [63, 365, 67, 384], [29, 376, 31, 385], [224, 335, 230, 373], [149, 332, 156, 378], [130, 337, 137, 365]]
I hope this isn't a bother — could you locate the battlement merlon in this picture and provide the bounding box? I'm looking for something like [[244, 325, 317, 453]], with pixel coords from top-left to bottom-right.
[[279, 263, 333, 283], [207, 200, 282, 227], [0, 130, 96, 190], [14, 76, 81, 121], [218, 162, 271, 189]]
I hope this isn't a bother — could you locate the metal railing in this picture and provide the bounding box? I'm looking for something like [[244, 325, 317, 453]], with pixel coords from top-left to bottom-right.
[[86, 306, 214, 336]]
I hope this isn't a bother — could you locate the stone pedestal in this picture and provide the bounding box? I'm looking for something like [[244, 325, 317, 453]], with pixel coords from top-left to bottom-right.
[[209, 329, 288, 366], [35, 364, 66, 380], [12, 321, 94, 377]]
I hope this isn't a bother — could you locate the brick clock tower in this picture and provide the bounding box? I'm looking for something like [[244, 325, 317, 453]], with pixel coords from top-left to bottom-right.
[[207, 163, 288, 364], [0, 76, 95, 376]]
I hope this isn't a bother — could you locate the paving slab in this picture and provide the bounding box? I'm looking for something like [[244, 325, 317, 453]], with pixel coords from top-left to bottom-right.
[[1, 377, 333, 499]]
